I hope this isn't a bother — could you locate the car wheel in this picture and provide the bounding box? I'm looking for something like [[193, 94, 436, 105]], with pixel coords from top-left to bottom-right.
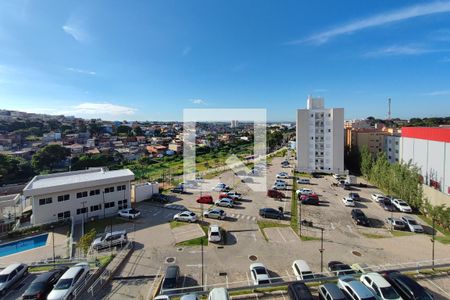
[[174, 218, 178, 221], [129, 216, 132, 220]]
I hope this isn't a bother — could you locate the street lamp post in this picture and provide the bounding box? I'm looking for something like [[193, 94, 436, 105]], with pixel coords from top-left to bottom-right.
[[319, 227, 324, 273], [51, 225, 55, 267], [432, 218, 436, 269], [299, 201, 302, 237], [200, 202, 204, 290]]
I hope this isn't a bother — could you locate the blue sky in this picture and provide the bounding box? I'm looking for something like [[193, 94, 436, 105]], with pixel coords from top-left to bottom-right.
[[1, 0, 450, 121]]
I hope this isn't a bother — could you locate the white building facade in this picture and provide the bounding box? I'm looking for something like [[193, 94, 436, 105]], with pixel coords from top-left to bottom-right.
[[400, 127, 450, 196], [296, 96, 344, 174], [23, 168, 135, 225]]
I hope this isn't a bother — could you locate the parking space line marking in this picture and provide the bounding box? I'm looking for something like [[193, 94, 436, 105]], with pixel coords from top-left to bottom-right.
[[285, 270, 292, 281], [245, 272, 250, 286], [226, 275, 229, 288], [330, 222, 335, 230], [152, 211, 161, 216], [281, 291, 286, 300], [346, 225, 353, 232], [277, 228, 287, 242], [425, 278, 450, 298]]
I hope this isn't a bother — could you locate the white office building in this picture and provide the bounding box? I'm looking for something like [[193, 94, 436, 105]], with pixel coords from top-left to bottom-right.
[[23, 168, 135, 226], [296, 96, 344, 174]]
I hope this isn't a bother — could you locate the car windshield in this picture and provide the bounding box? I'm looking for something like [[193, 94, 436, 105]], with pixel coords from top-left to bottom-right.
[[399, 202, 408, 206], [0, 275, 8, 283], [302, 272, 314, 279], [54, 278, 73, 290], [26, 282, 46, 293], [189, 212, 195, 216], [258, 280, 270, 284], [210, 232, 219, 236], [129, 209, 138, 214], [408, 219, 418, 225], [254, 267, 267, 275], [380, 286, 400, 299]]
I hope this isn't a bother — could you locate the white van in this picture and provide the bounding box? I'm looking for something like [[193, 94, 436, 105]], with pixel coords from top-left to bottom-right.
[[0, 263, 28, 296], [208, 225, 222, 243], [208, 287, 230, 300]]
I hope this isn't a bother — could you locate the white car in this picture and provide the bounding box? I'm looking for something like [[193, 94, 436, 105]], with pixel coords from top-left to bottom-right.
[[292, 260, 314, 281], [208, 225, 222, 243], [173, 211, 197, 223], [297, 178, 310, 184], [272, 182, 287, 190], [215, 198, 234, 208], [249, 263, 271, 285], [276, 172, 289, 179], [47, 262, 90, 300], [371, 193, 385, 202], [226, 191, 242, 200], [342, 197, 356, 207], [392, 199, 412, 213], [118, 208, 141, 219], [212, 183, 229, 192], [360, 273, 401, 300], [401, 215, 424, 233], [203, 208, 226, 220], [274, 179, 286, 184], [296, 188, 313, 195]]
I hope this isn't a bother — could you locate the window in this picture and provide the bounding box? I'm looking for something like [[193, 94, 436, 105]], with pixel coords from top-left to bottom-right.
[[90, 189, 100, 196], [118, 200, 128, 210], [104, 187, 115, 193], [328, 113, 331, 117], [327, 129, 331, 132], [57, 211, 71, 220], [90, 204, 102, 212], [39, 197, 52, 205], [117, 185, 126, 191], [310, 114, 313, 117], [76, 207, 88, 215], [105, 202, 115, 208], [76, 191, 88, 198], [58, 194, 70, 202]]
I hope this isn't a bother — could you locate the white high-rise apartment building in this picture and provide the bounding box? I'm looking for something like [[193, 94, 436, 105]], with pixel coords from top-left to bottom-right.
[[296, 96, 344, 174]]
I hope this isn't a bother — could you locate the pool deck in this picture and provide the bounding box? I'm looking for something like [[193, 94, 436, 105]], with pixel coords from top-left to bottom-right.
[[0, 230, 69, 267]]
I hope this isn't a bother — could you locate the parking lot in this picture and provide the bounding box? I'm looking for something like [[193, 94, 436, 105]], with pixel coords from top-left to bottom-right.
[[95, 155, 450, 299]]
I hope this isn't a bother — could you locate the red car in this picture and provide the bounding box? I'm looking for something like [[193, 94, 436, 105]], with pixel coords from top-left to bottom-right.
[[299, 193, 319, 201], [267, 189, 285, 199], [196, 195, 214, 204]]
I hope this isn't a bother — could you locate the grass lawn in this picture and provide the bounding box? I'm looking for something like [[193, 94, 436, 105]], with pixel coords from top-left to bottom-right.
[[176, 225, 209, 246], [85, 216, 129, 234], [98, 254, 115, 267], [418, 214, 450, 244], [257, 220, 289, 241], [361, 233, 389, 239], [295, 171, 312, 178], [300, 235, 320, 241], [170, 220, 189, 229], [391, 230, 415, 237]]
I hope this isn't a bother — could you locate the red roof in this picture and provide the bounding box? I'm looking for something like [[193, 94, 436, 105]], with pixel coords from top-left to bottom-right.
[[402, 127, 450, 143]]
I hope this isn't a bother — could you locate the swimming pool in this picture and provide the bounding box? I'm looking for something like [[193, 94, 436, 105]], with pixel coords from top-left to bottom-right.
[[0, 233, 48, 257]]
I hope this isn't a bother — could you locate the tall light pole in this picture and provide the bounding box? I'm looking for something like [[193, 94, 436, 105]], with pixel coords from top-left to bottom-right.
[[432, 218, 436, 269], [200, 202, 204, 290], [319, 227, 324, 273], [51, 225, 55, 267]]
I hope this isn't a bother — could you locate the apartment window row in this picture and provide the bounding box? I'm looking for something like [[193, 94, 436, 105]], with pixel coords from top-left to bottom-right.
[[39, 197, 52, 206], [91, 204, 102, 212], [117, 185, 127, 191], [76, 207, 88, 215], [105, 201, 115, 208], [90, 189, 100, 196], [118, 199, 128, 210], [77, 191, 88, 199], [104, 186, 115, 193], [57, 211, 71, 220], [57, 194, 70, 202]]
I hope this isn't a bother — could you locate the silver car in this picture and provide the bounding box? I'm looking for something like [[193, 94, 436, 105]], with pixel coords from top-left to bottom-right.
[[0, 263, 28, 296], [203, 208, 226, 220]]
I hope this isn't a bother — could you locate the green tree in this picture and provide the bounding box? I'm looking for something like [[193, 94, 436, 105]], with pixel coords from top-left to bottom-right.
[[32, 144, 69, 172], [133, 126, 144, 136], [71, 154, 113, 170], [0, 154, 35, 184], [78, 228, 97, 255], [117, 125, 132, 136], [359, 145, 373, 180]]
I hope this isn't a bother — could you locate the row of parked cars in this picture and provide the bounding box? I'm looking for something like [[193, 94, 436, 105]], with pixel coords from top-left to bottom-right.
[[0, 262, 90, 300], [371, 194, 413, 213]]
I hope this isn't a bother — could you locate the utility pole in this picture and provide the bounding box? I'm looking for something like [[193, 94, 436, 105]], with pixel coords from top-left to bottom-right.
[[200, 202, 204, 290], [319, 227, 324, 273], [51, 225, 55, 267]]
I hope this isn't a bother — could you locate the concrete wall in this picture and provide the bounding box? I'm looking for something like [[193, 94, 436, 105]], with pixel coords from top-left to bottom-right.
[[296, 109, 310, 172], [423, 184, 450, 206], [331, 108, 344, 174], [133, 182, 159, 202], [31, 180, 131, 225]]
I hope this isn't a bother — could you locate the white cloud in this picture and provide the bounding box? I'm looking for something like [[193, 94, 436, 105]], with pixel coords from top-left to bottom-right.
[[182, 46, 191, 56], [290, 1, 450, 45], [67, 67, 96, 75], [70, 102, 136, 116], [363, 45, 450, 57], [62, 17, 89, 43], [190, 99, 206, 105], [422, 90, 450, 96]]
